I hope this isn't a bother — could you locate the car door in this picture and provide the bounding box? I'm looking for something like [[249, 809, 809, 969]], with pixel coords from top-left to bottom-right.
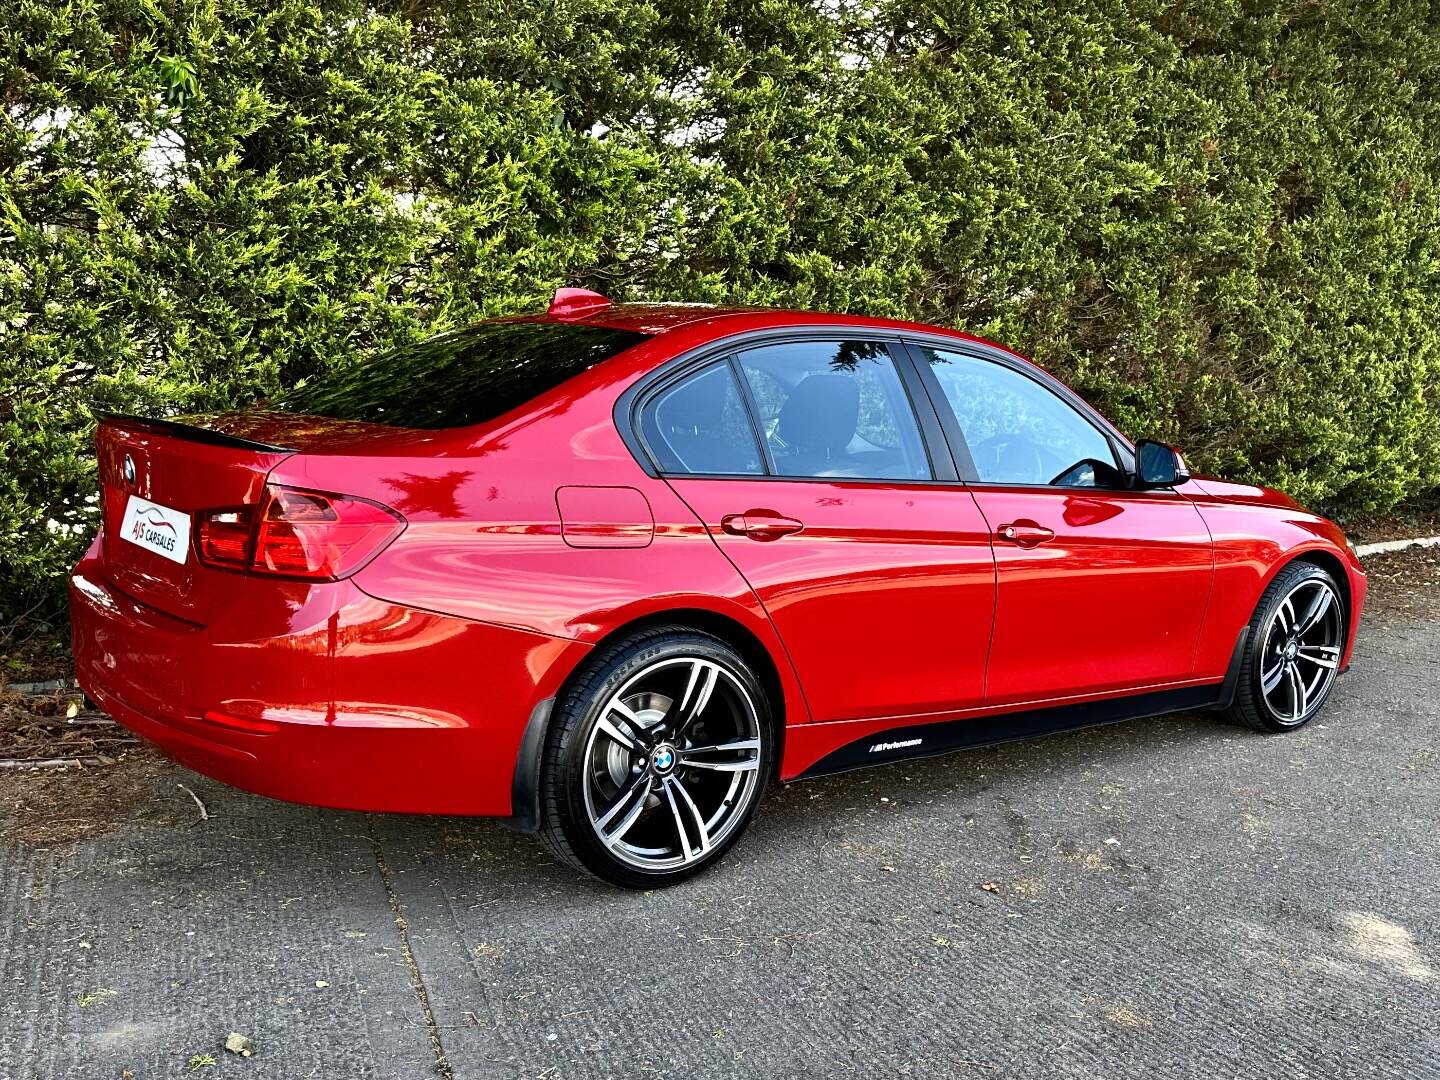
[[635, 337, 996, 724], [908, 341, 1215, 706]]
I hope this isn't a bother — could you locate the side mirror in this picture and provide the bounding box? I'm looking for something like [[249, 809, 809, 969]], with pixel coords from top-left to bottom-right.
[[1134, 439, 1190, 489]]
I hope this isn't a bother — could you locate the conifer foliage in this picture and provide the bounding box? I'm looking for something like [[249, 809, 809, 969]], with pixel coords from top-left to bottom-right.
[[3, 1, 1438, 617]]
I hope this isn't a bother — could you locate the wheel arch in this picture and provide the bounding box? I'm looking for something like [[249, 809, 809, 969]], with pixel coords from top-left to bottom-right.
[[1259, 545, 1353, 628], [1288, 548, 1352, 619], [1224, 544, 1352, 731], [505, 605, 799, 833], [585, 608, 791, 734], [1236, 542, 1355, 676]]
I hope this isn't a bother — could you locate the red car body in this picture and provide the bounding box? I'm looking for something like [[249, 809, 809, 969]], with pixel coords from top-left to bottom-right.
[[70, 299, 1366, 824]]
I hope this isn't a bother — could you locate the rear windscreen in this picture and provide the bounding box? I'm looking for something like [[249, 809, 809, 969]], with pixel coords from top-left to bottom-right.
[[270, 321, 650, 429]]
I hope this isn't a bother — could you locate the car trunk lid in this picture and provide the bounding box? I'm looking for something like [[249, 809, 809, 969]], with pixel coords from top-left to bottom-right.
[[95, 414, 304, 623]]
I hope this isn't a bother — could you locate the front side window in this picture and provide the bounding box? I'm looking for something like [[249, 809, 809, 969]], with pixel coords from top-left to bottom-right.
[[918, 347, 1120, 487], [734, 340, 931, 480], [639, 363, 764, 475]]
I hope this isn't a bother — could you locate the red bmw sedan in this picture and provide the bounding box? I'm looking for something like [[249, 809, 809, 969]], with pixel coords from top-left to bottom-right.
[[71, 290, 1366, 886]]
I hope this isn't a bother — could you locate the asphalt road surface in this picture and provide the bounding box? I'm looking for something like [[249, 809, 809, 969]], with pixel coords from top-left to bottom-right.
[[2, 566, 1437, 1079]]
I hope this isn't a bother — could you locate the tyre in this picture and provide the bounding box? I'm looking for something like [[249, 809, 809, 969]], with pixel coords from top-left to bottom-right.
[[538, 627, 772, 887], [1228, 561, 1346, 733]]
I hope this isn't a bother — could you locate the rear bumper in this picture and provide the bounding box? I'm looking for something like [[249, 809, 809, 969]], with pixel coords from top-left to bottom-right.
[[70, 550, 589, 815]]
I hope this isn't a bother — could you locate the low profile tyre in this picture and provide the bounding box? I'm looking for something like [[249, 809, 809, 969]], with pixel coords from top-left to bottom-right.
[[538, 628, 772, 887], [1229, 561, 1346, 733]]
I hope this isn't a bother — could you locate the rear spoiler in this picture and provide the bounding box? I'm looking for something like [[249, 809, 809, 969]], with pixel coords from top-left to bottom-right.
[[95, 412, 297, 453]]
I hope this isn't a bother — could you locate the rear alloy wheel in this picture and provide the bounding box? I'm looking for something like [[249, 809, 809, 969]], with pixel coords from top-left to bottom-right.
[[1229, 562, 1345, 732], [539, 629, 771, 887]]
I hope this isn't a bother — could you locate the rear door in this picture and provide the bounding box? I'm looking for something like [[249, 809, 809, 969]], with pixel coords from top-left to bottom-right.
[[908, 342, 1214, 705], [638, 337, 996, 724]]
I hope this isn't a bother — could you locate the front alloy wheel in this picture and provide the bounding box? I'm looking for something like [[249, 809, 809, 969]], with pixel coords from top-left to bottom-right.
[[1230, 561, 1345, 732], [540, 629, 771, 886]]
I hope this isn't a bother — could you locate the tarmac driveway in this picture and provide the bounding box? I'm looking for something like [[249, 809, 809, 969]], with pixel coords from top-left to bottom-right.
[[2, 560, 1437, 1079]]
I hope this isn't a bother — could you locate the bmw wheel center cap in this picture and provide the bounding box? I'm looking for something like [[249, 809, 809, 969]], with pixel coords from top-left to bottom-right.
[[651, 744, 676, 775]]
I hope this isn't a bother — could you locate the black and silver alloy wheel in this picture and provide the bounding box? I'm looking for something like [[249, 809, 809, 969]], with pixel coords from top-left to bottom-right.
[[540, 628, 772, 887], [1257, 576, 1343, 724], [584, 657, 762, 870], [1230, 561, 1346, 732]]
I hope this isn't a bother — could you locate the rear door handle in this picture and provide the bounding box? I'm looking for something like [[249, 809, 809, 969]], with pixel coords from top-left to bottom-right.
[[721, 510, 804, 542], [996, 520, 1055, 548]]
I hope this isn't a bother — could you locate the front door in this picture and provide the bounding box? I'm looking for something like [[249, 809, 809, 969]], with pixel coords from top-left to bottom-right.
[[968, 487, 1214, 703], [637, 338, 996, 724], [909, 341, 1214, 705]]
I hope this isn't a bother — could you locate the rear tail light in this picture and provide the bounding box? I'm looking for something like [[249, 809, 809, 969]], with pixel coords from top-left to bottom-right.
[[197, 485, 405, 580], [198, 510, 251, 566]]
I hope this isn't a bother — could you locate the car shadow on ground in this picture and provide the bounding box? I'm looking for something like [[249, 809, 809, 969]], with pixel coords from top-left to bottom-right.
[[361, 704, 1263, 895], [0, 705, 1254, 868]]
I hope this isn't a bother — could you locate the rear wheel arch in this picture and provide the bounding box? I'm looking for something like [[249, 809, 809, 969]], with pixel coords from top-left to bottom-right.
[[578, 609, 789, 745], [506, 607, 791, 833]]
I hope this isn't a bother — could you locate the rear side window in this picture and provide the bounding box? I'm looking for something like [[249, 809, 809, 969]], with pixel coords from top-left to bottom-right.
[[734, 340, 932, 480], [639, 363, 764, 475], [270, 322, 650, 429]]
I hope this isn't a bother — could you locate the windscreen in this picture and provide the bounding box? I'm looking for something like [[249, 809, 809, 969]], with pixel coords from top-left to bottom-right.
[[270, 321, 650, 429]]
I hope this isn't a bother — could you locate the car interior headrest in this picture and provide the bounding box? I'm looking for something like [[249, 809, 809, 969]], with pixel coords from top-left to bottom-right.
[[776, 373, 860, 453]]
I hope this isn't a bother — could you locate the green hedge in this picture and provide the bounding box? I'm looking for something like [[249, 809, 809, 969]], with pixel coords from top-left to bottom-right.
[[4, 0, 1439, 620]]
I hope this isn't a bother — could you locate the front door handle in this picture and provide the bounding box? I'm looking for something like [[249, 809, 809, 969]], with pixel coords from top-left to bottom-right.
[[996, 520, 1056, 548], [721, 510, 804, 542]]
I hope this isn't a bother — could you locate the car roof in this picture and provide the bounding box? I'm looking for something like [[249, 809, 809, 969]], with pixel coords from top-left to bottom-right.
[[521, 301, 1024, 358]]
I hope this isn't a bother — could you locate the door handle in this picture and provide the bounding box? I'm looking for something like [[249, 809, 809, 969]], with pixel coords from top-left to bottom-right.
[[996, 520, 1055, 548], [721, 510, 804, 542]]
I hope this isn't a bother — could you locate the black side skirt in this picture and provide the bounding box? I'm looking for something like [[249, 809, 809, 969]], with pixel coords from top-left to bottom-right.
[[795, 683, 1224, 781]]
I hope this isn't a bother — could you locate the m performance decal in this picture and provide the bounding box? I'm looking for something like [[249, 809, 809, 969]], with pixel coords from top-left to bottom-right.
[[870, 738, 923, 753]]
